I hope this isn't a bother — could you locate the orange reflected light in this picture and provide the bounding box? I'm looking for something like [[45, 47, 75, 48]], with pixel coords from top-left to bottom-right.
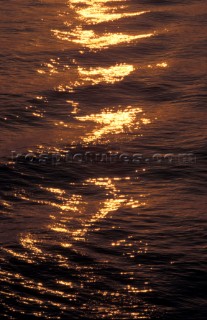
[[78, 63, 134, 85], [75, 106, 145, 142], [52, 28, 154, 50]]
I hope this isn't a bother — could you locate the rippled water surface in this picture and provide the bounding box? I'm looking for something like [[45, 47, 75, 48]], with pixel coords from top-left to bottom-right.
[[0, 1, 207, 319]]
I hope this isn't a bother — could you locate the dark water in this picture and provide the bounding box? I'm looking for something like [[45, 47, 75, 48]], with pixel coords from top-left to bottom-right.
[[0, 1, 207, 319]]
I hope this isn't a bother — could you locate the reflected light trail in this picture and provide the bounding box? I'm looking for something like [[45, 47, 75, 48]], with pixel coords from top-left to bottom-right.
[[78, 63, 134, 85], [71, 177, 144, 240], [68, 1, 149, 25], [52, 28, 154, 50], [75, 106, 151, 143]]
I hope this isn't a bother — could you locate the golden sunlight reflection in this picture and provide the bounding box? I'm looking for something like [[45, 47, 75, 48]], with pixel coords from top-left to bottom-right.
[[67, 0, 150, 23], [1, 176, 154, 319], [78, 63, 134, 85], [147, 62, 168, 69], [13, 177, 146, 244], [0, 0, 166, 317], [36, 60, 168, 93], [37, 59, 59, 75], [20, 233, 43, 255], [75, 106, 151, 143], [45, 189, 84, 214], [71, 177, 145, 240], [68, 0, 149, 25], [156, 62, 168, 68], [52, 62, 135, 93], [51, 0, 156, 51], [53, 28, 154, 50], [37, 58, 74, 76], [4, 228, 70, 267], [69, 0, 126, 3], [67, 100, 80, 114], [15, 177, 145, 245]]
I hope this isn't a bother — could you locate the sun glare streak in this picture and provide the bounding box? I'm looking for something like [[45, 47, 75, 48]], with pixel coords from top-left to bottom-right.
[[52, 62, 134, 93], [70, 5, 149, 25], [68, 0, 150, 24], [53, 28, 154, 50], [78, 63, 134, 85], [71, 177, 144, 240], [1, 0, 161, 317], [75, 106, 150, 143]]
